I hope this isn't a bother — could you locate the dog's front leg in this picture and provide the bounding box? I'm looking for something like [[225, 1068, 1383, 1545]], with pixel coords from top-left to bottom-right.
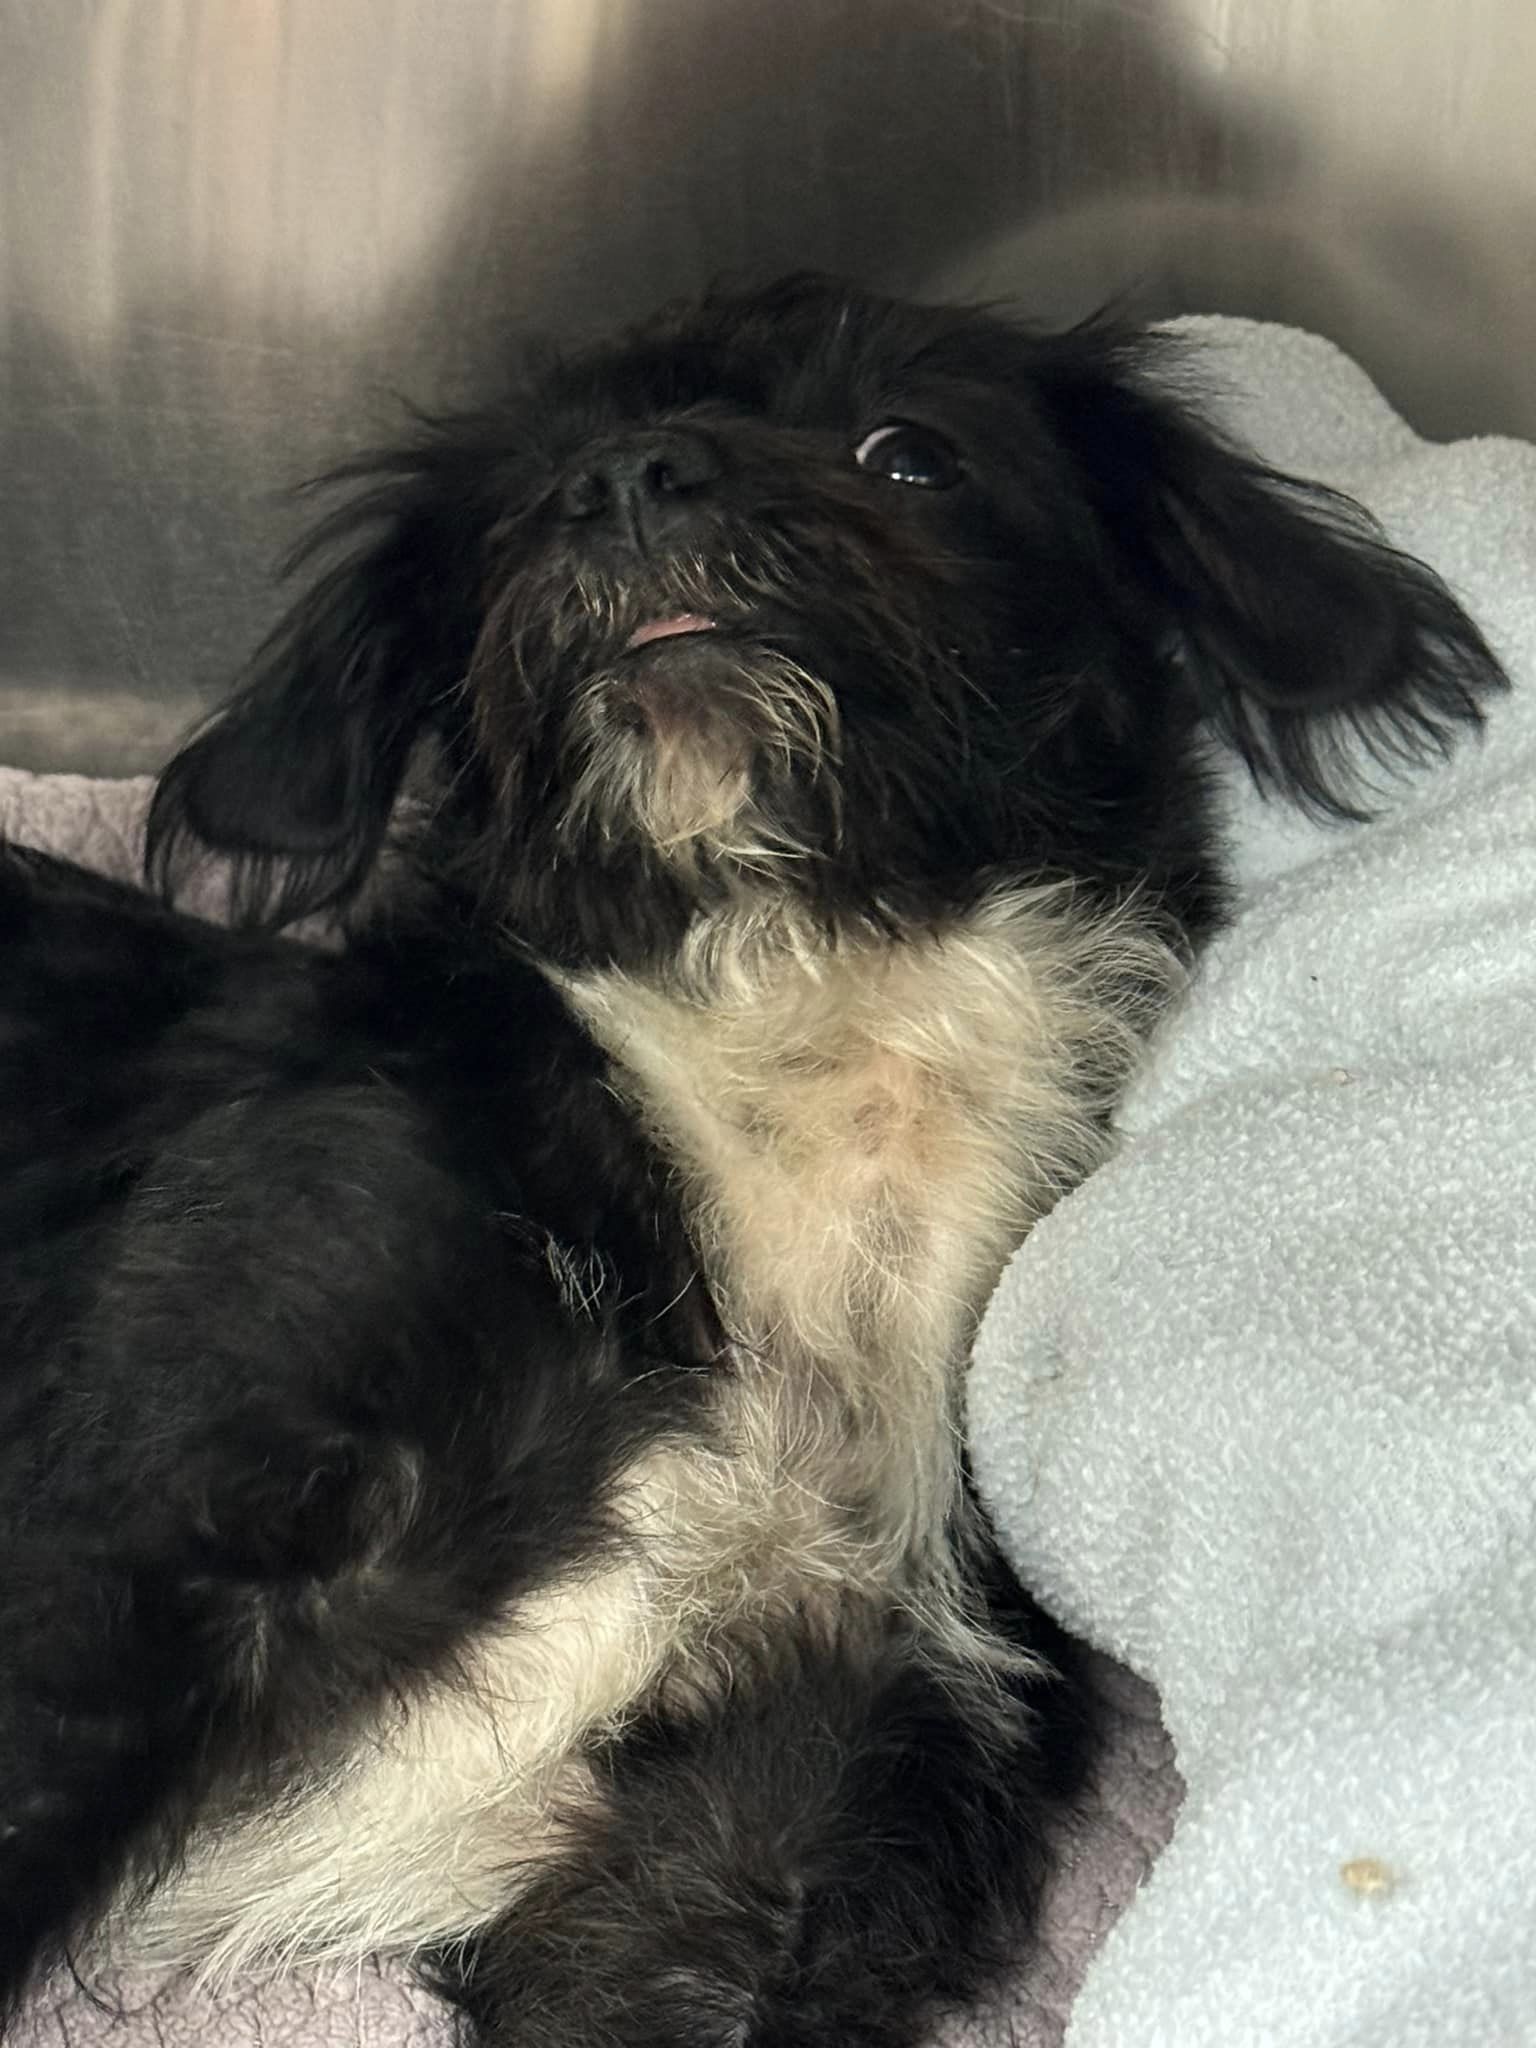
[[0, 1067, 694, 2016], [436, 1595, 1092, 2048]]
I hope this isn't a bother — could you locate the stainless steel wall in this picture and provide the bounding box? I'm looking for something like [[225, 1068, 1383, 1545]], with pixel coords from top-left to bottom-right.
[[3, 0, 1532, 772]]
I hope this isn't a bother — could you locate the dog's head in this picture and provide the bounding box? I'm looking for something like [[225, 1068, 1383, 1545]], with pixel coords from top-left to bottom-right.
[[148, 274, 1505, 964]]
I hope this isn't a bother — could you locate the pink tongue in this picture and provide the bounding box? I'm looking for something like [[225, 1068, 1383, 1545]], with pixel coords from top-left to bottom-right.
[[626, 613, 717, 650]]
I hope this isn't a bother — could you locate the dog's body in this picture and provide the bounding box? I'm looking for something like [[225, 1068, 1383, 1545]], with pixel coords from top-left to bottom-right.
[[0, 277, 1505, 2045]]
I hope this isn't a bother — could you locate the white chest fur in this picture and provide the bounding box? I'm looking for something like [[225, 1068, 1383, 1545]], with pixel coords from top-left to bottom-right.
[[562, 885, 1174, 1560], [124, 884, 1174, 1978]]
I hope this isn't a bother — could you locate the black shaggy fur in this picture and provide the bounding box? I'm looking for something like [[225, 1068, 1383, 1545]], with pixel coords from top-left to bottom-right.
[[0, 274, 1506, 2046], [449, 1598, 1095, 2048]]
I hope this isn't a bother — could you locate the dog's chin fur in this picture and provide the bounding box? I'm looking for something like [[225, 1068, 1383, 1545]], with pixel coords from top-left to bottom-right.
[[564, 639, 842, 873], [0, 273, 1508, 2046]]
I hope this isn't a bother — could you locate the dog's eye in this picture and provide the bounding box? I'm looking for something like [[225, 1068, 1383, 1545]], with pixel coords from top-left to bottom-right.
[[852, 422, 962, 490]]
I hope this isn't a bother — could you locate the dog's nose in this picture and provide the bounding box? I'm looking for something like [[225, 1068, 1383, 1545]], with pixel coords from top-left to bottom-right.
[[559, 430, 723, 546]]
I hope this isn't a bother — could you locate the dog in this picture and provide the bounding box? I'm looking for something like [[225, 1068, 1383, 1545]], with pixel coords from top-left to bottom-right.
[[0, 274, 1505, 2046]]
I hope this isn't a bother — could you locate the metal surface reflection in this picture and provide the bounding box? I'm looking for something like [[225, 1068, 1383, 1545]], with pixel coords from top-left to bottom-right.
[[2, 0, 1532, 771]]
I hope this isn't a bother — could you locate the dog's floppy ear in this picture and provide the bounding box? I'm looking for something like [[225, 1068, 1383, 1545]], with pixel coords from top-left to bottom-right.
[[1043, 330, 1508, 817], [147, 442, 484, 927]]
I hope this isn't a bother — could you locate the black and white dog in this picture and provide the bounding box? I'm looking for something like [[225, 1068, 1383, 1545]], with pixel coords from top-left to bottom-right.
[[0, 276, 1504, 2046]]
